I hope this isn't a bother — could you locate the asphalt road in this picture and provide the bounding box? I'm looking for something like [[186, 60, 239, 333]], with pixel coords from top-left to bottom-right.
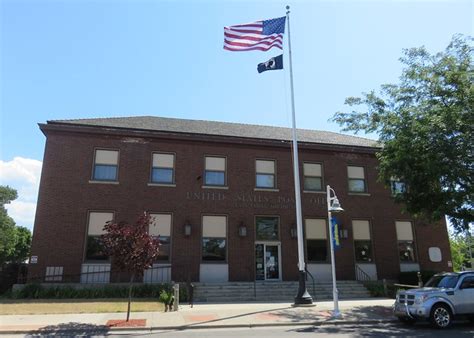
[[10, 321, 471, 337], [107, 322, 474, 337]]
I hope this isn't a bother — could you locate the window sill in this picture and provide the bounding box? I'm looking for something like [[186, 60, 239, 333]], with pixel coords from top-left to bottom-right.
[[88, 180, 119, 185], [254, 188, 279, 192], [148, 183, 176, 187], [348, 192, 371, 196], [303, 190, 326, 194], [202, 185, 229, 190], [200, 261, 228, 264]]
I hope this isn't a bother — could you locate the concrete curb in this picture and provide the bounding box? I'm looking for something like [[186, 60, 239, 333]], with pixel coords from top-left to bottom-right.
[[0, 318, 399, 334]]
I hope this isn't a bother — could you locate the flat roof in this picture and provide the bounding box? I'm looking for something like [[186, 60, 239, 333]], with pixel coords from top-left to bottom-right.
[[48, 116, 380, 149]]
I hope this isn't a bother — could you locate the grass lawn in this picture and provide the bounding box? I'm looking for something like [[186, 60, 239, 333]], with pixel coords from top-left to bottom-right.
[[0, 298, 165, 315]]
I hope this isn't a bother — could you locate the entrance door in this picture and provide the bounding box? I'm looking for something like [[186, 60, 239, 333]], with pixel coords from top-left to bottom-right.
[[255, 243, 281, 280]]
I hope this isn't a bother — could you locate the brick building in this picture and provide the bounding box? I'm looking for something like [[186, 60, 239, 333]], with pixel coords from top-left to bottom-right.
[[28, 116, 452, 284]]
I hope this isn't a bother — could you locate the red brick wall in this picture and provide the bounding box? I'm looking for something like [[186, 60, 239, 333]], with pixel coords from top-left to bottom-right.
[[28, 127, 452, 282]]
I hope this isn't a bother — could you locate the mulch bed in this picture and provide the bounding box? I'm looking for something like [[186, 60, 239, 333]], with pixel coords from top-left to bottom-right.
[[106, 319, 147, 327]]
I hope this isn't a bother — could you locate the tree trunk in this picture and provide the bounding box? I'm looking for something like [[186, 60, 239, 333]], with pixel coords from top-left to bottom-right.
[[126, 273, 135, 322]]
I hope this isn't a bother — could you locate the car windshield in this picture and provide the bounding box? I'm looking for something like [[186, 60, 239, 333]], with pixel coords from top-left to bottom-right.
[[424, 275, 459, 288]]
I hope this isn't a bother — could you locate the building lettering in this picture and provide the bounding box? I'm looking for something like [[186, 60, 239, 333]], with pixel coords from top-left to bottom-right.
[[185, 191, 326, 208]]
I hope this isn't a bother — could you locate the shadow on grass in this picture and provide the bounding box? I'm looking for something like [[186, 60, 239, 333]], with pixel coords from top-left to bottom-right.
[[26, 322, 110, 337]]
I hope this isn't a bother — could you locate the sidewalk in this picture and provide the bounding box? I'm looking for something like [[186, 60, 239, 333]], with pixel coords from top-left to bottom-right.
[[0, 298, 397, 334]]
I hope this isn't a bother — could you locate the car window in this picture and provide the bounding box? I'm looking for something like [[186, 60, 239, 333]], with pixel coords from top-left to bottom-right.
[[461, 276, 474, 289], [425, 275, 459, 288]]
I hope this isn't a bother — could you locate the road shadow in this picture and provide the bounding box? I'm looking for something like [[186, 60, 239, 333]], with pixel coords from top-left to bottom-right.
[[290, 322, 474, 337], [26, 322, 110, 337], [345, 305, 394, 320]]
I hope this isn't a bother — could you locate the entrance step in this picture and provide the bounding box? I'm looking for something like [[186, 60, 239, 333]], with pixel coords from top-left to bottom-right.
[[192, 281, 372, 302]]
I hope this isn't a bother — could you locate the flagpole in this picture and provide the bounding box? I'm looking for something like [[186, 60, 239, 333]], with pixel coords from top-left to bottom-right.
[[286, 5, 313, 306]]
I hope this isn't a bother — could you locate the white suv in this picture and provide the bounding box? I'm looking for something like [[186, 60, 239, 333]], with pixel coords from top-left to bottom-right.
[[394, 271, 474, 329]]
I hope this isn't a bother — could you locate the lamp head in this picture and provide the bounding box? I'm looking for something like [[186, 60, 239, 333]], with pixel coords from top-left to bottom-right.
[[329, 198, 344, 213]]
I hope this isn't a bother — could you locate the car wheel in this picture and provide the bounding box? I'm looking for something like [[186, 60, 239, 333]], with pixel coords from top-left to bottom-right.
[[397, 317, 416, 325], [429, 304, 452, 329]]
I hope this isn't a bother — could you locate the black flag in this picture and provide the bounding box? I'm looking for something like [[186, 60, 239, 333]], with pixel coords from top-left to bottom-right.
[[257, 54, 283, 73]]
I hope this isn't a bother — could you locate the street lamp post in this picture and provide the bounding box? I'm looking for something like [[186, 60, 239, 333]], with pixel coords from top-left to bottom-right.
[[326, 185, 344, 318]]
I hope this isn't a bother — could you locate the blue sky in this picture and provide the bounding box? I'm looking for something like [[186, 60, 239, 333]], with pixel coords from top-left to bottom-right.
[[0, 0, 472, 230]]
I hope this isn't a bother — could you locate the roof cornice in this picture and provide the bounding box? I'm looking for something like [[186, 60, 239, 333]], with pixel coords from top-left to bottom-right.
[[39, 122, 380, 154]]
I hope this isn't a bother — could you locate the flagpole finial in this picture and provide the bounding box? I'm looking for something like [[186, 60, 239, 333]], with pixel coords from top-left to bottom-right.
[[286, 5, 290, 13]]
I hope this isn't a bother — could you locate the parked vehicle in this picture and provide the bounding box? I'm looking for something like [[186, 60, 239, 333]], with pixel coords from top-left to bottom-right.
[[393, 271, 474, 329]]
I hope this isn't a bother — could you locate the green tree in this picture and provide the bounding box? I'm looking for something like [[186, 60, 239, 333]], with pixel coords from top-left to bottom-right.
[[450, 232, 472, 271], [9, 226, 32, 263], [0, 186, 18, 265], [0, 185, 32, 265], [332, 35, 473, 232]]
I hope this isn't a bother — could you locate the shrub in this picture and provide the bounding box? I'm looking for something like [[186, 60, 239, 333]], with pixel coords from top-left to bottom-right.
[[12, 283, 43, 299], [179, 285, 188, 302], [159, 290, 173, 305], [364, 281, 401, 298]]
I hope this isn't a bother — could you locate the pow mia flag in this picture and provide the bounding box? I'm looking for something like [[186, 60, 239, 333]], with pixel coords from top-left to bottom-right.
[[257, 54, 283, 73]]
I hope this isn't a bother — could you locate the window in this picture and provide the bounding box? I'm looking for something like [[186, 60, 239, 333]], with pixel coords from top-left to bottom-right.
[[204, 156, 226, 186], [202, 216, 227, 261], [151, 153, 175, 184], [398, 242, 417, 262], [303, 163, 323, 191], [353, 220, 373, 262], [390, 178, 406, 195], [256, 216, 279, 241], [256, 160, 276, 189], [396, 221, 417, 262], [347, 166, 366, 193], [45, 266, 63, 282], [93, 149, 119, 181], [428, 247, 442, 262], [85, 212, 113, 261], [149, 213, 172, 261], [305, 219, 327, 262]]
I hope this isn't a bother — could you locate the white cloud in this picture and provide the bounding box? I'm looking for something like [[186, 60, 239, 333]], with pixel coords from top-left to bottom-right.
[[6, 200, 37, 228], [0, 157, 42, 230]]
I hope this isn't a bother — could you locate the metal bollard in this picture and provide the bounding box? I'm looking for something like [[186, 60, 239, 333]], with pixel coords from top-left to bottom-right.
[[173, 283, 179, 311], [417, 272, 423, 288]]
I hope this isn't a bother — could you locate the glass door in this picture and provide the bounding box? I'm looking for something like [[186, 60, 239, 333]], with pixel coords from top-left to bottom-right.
[[255, 243, 281, 280]]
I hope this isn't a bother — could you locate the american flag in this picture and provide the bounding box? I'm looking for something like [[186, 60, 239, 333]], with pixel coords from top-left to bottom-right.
[[224, 16, 286, 52]]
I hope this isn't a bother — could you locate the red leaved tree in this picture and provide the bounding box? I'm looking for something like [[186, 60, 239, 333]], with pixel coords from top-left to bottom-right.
[[101, 212, 160, 321]]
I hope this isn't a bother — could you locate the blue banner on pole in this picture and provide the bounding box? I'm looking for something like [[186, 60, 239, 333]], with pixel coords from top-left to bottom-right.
[[331, 217, 341, 250]]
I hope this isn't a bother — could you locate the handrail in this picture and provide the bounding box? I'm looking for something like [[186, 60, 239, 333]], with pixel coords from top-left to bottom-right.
[[393, 283, 419, 289], [355, 264, 372, 282], [246, 265, 256, 299]]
